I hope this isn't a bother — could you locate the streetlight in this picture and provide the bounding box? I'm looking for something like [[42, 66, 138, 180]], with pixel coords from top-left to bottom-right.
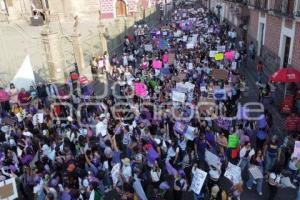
[[216, 4, 222, 23]]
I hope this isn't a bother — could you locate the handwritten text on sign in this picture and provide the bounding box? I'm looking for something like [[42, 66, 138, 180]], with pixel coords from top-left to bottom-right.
[[190, 168, 207, 195]]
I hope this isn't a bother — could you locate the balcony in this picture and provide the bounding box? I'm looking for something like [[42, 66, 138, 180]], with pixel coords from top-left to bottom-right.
[[272, 0, 296, 18]]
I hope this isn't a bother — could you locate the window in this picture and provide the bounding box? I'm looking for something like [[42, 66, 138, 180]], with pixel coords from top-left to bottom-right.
[[116, 0, 127, 17]]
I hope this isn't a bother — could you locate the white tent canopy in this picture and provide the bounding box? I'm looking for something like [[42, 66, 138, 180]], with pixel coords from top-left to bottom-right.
[[12, 55, 35, 90]]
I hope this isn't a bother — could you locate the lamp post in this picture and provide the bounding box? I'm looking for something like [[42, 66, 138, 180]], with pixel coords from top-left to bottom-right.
[[216, 4, 222, 23]]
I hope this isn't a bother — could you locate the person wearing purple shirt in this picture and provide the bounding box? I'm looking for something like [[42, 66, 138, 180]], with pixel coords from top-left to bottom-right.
[[194, 134, 209, 163]]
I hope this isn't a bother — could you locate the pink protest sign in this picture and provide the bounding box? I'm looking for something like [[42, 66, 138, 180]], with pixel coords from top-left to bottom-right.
[[153, 60, 162, 69], [140, 62, 148, 70], [134, 83, 147, 97], [163, 54, 169, 64], [225, 51, 235, 61]]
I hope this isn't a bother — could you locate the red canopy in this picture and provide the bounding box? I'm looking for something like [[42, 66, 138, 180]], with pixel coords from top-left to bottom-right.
[[270, 68, 300, 83]]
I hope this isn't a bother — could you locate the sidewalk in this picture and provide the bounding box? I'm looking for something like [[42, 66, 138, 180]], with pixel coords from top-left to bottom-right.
[[241, 58, 287, 139]]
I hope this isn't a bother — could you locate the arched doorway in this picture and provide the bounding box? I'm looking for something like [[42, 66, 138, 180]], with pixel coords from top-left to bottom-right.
[[116, 0, 126, 17]]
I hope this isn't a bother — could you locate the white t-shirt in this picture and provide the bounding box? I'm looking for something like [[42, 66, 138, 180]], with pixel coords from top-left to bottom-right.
[[166, 146, 179, 161], [96, 119, 108, 137]]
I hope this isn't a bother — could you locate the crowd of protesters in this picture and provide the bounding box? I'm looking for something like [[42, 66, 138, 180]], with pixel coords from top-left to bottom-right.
[[0, 2, 299, 200]]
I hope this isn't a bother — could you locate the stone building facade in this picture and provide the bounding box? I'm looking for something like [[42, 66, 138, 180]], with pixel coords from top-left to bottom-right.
[[202, 0, 300, 72], [0, 0, 167, 84]]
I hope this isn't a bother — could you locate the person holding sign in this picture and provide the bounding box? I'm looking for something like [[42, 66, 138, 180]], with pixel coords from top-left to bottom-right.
[[246, 150, 264, 196], [238, 142, 255, 172]]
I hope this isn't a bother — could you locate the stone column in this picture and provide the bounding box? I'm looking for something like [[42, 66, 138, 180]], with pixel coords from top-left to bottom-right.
[[71, 33, 85, 72], [41, 29, 65, 83], [98, 24, 110, 73]]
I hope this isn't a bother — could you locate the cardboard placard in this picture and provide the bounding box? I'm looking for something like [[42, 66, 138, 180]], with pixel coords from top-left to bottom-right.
[[2, 118, 15, 126], [212, 69, 229, 80], [0, 178, 18, 200]]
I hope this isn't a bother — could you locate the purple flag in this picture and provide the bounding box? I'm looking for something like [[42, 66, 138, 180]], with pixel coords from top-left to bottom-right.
[[147, 147, 159, 164], [165, 160, 178, 176]]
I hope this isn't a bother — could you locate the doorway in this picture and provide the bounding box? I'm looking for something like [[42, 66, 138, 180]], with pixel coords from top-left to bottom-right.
[[258, 23, 265, 56], [283, 36, 291, 68], [116, 0, 126, 17]]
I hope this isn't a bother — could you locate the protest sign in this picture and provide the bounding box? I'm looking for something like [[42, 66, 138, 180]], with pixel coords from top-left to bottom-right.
[[182, 35, 188, 42], [176, 83, 189, 93], [293, 141, 300, 158], [33, 113, 44, 126], [214, 53, 224, 61], [249, 166, 263, 179], [190, 168, 207, 195], [214, 88, 226, 100], [172, 90, 186, 103], [134, 83, 148, 97], [205, 150, 221, 169], [224, 162, 241, 184], [174, 121, 188, 134], [147, 147, 160, 164], [0, 178, 18, 200], [225, 51, 235, 61], [186, 42, 195, 49], [217, 45, 226, 52], [153, 60, 162, 69], [176, 82, 195, 93], [184, 126, 197, 141], [163, 54, 169, 63], [231, 61, 237, 71], [174, 30, 182, 37], [228, 134, 239, 148], [209, 51, 218, 58], [144, 44, 153, 52], [212, 69, 228, 80]]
